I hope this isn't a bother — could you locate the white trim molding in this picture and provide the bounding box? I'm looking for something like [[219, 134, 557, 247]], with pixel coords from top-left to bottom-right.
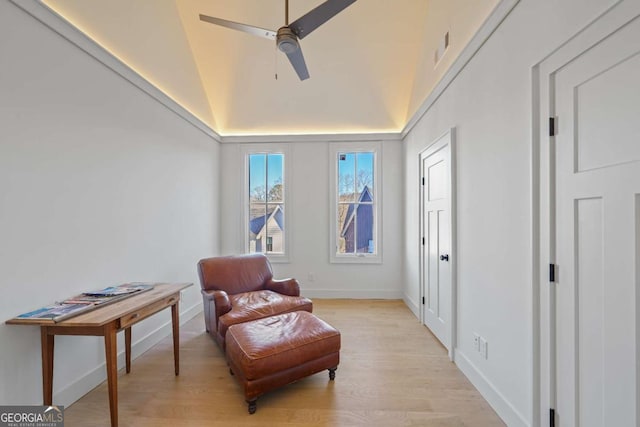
[[533, 1, 637, 425], [221, 132, 402, 144], [241, 143, 292, 263], [8, 0, 221, 142], [9, 0, 521, 144], [401, 0, 521, 138], [418, 128, 457, 362], [456, 351, 530, 427], [53, 302, 202, 407], [305, 289, 402, 300], [329, 141, 383, 264]]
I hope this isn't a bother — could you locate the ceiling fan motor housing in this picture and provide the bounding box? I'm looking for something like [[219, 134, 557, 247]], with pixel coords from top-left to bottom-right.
[[277, 27, 300, 53]]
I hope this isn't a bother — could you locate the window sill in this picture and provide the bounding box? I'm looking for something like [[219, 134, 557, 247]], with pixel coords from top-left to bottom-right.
[[264, 253, 290, 264], [330, 254, 382, 264]]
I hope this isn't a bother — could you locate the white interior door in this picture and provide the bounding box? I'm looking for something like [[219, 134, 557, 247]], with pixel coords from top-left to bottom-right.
[[420, 132, 454, 356], [554, 17, 640, 427]]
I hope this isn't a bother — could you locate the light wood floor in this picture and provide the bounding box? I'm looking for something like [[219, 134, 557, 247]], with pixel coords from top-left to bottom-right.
[[64, 300, 505, 426]]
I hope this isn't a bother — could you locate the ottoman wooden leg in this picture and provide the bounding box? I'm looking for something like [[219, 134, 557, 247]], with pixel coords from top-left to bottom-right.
[[247, 399, 257, 414], [329, 367, 337, 380]]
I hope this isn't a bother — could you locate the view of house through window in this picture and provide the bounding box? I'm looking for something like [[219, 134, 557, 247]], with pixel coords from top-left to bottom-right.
[[248, 153, 284, 254], [337, 152, 375, 255]]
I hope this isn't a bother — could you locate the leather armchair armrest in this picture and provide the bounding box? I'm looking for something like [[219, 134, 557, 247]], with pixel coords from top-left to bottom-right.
[[265, 278, 301, 297], [214, 290, 232, 318], [202, 289, 232, 316]]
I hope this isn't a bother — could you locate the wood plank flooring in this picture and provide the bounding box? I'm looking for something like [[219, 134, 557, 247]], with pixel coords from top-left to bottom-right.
[[64, 299, 505, 426]]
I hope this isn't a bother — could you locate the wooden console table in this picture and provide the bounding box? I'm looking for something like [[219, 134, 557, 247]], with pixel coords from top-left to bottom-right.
[[6, 282, 192, 427]]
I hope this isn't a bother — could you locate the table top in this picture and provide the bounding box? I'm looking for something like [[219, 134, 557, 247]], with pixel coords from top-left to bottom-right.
[[6, 283, 192, 327]]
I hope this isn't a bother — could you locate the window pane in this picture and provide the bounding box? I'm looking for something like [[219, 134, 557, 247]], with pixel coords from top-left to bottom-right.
[[267, 154, 284, 203], [265, 204, 284, 253], [249, 154, 266, 202], [249, 203, 266, 253], [248, 204, 285, 254], [338, 153, 356, 202], [356, 152, 374, 200], [336, 151, 375, 256], [248, 153, 285, 255], [337, 203, 350, 254], [355, 203, 374, 253]]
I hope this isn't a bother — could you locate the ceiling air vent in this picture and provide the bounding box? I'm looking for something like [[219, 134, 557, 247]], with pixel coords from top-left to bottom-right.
[[434, 31, 450, 66]]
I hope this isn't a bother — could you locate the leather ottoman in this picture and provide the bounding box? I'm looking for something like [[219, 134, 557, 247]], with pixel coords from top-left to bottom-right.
[[225, 311, 341, 414]]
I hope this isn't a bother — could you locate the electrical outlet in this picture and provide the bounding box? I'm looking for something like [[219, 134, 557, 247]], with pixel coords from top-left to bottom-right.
[[473, 333, 480, 352], [480, 337, 488, 359]]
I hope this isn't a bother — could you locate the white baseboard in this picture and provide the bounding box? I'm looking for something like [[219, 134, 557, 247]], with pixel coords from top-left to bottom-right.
[[54, 302, 202, 407], [455, 350, 530, 427], [402, 294, 420, 318], [304, 289, 403, 299]]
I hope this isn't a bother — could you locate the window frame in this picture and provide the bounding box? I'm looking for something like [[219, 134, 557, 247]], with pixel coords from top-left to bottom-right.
[[242, 144, 291, 263], [329, 141, 382, 264]]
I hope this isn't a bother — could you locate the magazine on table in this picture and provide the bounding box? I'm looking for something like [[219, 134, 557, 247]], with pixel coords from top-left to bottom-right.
[[15, 303, 95, 323], [82, 283, 154, 297], [14, 283, 155, 323]]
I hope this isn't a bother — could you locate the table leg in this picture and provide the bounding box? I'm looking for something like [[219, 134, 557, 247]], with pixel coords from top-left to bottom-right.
[[171, 302, 179, 376], [124, 327, 131, 374], [40, 327, 54, 405], [104, 323, 118, 427]]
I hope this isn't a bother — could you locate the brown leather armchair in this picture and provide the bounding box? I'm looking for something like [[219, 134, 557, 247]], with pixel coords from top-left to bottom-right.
[[197, 253, 313, 348]]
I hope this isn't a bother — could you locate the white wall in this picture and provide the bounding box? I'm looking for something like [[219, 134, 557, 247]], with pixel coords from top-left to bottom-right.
[[220, 140, 403, 299], [0, 1, 219, 406], [1, 0, 622, 422], [402, 0, 615, 425], [43, 0, 215, 127]]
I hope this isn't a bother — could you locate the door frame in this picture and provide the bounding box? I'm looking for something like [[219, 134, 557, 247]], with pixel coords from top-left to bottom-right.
[[419, 128, 457, 361], [533, 2, 640, 425]]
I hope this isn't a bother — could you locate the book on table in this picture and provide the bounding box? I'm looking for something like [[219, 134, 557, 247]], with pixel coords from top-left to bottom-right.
[[15, 303, 95, 323], [14, 283, 155, 323]]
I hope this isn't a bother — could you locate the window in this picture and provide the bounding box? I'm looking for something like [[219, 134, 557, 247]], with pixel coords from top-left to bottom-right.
[[245, 147, 289, 261], [330, 142, 382, 263]]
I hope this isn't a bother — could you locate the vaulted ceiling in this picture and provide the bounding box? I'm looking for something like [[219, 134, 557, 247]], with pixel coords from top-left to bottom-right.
[[42, 0, 499, 136]]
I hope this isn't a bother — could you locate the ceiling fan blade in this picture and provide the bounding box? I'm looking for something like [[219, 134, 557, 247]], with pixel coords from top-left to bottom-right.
[[199, 14, 276, 40], [285, 47, 310, 81], [289, 0, 357, 39]]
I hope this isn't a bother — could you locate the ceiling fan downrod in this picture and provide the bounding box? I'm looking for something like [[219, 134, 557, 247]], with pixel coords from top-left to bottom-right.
[[278, 0, 299, 54], [199, 0, 358, 81]]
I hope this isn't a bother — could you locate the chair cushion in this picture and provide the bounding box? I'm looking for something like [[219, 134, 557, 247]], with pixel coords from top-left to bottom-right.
[[217, 290, 312, 339]]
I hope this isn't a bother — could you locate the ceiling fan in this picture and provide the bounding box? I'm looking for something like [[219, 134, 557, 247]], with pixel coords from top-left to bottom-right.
[[199, 0, 357, 81]]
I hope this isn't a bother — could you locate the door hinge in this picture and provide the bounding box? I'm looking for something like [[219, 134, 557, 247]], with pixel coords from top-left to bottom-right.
[[550, 408, 555, 427], [422, 177, 425, 185], [549, 117, 556, 137], [422, 296, 425, 305], [422, 237, 425, 245], [549, 263, 556, 283]]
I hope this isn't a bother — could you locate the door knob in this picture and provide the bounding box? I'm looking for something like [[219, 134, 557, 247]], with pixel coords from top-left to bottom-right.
[[440, 254, 449, 262]]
